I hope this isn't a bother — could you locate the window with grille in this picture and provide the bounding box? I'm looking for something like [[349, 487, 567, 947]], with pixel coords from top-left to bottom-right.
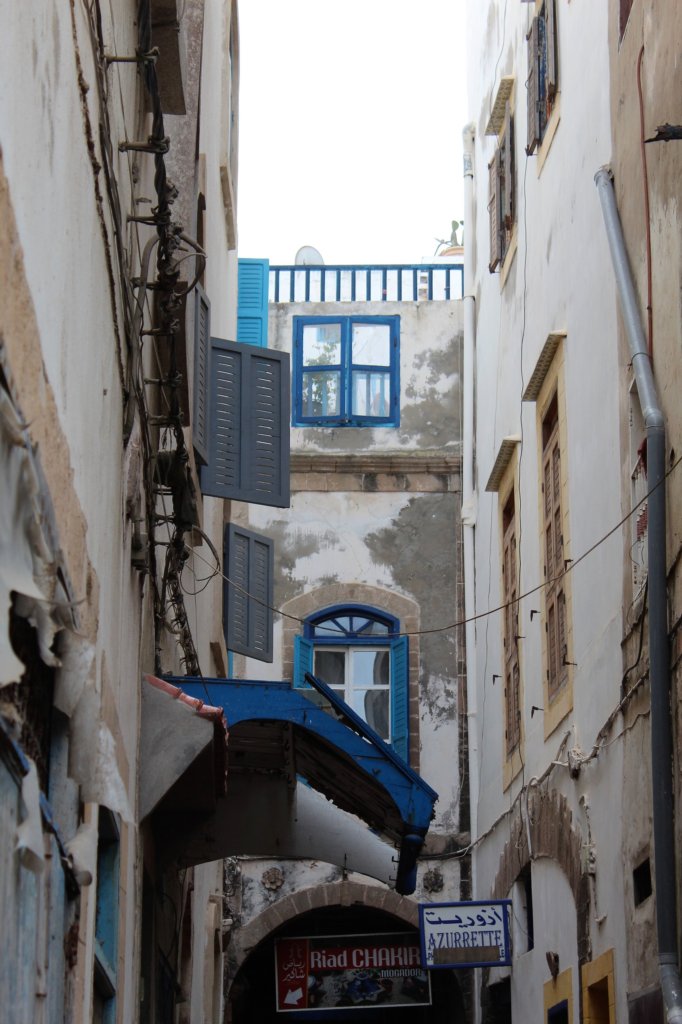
[[502, 492, 521, 753], [526, 0, 558, 155], [542, 394, 568, 699], [293, 316, 400, 427]]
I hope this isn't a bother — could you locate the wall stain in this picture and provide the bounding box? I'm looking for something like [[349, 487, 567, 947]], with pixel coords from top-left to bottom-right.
[[365, 493, 460, 721]]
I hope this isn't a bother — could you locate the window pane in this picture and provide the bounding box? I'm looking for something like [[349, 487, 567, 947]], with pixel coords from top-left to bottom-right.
[[363, 690, 390, 739], [352, 649, 389, 687], [302, 371, 340, 417], [313, 615, 351, 637], [302, 324, 341, 365], [352, 371, 390, 417], [351, 323, 390, 365], [314, 649, 346, 686], [356, 617, 390, 635]]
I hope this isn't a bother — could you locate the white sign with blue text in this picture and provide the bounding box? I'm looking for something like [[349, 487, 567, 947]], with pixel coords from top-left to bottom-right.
[[419, 900, 512, 969]]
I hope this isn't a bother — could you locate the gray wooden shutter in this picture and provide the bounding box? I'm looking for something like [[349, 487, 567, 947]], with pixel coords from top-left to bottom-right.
[[503, 102, 514, 231], [526, 17, 541, 154], [488, 150, 503, 272], [224, 523, 274, 662], [201, 337, 290, 507], [546, 0, 558, 101], [193, 284, 210, 465]]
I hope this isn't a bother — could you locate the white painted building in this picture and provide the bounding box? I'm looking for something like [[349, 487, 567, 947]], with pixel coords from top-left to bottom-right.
[[0, 2, 242, 1020], [465, 1, 682, 1021]]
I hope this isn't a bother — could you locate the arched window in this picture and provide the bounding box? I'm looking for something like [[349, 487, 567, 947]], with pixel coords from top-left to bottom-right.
[[293, 605, 409, 762]]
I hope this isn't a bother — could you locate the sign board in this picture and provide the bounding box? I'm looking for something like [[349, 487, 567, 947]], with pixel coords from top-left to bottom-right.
[[419, 900, 512, 969], [275, 932, 431, 1012]]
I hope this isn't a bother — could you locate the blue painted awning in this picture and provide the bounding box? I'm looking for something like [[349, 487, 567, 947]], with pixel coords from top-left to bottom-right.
[[165, 674, 438, 894]]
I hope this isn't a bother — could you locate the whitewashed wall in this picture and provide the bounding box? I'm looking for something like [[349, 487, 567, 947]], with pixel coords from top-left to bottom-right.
[[466, 0, 630, 1018]]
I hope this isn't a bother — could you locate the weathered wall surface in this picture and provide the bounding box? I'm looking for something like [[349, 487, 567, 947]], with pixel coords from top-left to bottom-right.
[[465, 0, 642, 1019], [269, 300, 463, 455], [229, 296, 466, 979], [0, 1, 238, 1021], [609, 0, 682, 999]]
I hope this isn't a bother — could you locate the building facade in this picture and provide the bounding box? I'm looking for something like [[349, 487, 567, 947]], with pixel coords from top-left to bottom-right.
[[1, 2, 243, 1020], [465, 0, 682, 1021], [221, 262, 472, 1022]]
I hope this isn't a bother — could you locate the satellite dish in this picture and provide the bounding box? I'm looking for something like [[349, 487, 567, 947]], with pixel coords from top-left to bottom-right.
[[295, 245, 324, 266]]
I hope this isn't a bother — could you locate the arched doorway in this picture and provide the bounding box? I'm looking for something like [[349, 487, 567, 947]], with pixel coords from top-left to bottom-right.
[[228, 903, 467, 1023]]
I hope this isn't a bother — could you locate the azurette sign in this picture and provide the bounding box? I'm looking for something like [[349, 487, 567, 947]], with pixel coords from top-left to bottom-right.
[[274, 933, 432, 1013], [419, 900, 513, 969]]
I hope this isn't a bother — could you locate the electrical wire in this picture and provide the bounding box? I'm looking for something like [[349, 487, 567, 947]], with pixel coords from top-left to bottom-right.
[[191, 452, 682, 642]]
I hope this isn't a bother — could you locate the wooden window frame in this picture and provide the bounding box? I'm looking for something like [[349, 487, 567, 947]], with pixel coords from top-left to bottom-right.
[[527, 0, 559, 156], [542, 393, 568, 702], [497, 455, 524, 788], [502, 491, 521, 755], [489, 103, 515, 274], [535, 361, 573, 738]]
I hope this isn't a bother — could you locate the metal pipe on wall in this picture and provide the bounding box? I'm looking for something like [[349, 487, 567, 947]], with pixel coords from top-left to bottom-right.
[[595, 167, 682, 1024], [462, 122, 479, 898]]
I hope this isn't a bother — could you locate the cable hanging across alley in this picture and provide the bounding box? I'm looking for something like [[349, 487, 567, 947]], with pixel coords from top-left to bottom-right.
[[189, 450, 682, 641]]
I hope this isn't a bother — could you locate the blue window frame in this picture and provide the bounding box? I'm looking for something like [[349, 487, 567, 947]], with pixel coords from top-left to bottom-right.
[[293, 316, 400, 427], [293, 605, 409, 762], [94, 807, 120, 1024]]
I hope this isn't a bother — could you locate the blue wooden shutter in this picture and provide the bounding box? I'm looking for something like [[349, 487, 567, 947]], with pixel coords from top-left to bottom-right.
[[293, 635, 313, 688], [390, 635, 409, 762], [224, 523, 274, 662], [201, 337, 290, 507], [193, 284, 210, 465], [237, 259, 270, 347]]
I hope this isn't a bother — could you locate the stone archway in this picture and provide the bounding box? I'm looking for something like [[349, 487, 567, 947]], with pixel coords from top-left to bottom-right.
[[225, 879, 468, 1023], [228, 879, 420, 987], [490, 785, 591, 962]]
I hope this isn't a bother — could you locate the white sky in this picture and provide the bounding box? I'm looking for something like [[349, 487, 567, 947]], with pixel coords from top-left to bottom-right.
[[237, 0, 468, 267]]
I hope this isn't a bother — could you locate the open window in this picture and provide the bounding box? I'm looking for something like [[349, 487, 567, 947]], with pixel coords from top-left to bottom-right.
[[293, 606, 409, 762]]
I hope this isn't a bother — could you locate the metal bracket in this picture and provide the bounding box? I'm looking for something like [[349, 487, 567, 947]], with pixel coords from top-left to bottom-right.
[[105, 47, 159, 66]]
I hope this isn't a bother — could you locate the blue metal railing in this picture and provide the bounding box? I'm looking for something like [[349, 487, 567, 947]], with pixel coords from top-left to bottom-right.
[[269, 263, 464, 304]]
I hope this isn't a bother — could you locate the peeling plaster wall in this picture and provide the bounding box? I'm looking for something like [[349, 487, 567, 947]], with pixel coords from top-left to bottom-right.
[[0, 2, 238, 1021], [230, 296, 466, 959], [609, 0, 682, 1000], [269, 300, 463, 454]]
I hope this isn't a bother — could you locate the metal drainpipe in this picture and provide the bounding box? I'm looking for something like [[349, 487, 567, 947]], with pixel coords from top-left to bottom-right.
[[462, 123, 479, 901], [595, 167, 682, 1024]]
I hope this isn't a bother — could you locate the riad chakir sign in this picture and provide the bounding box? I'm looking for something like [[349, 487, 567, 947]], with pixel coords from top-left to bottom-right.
[[275, 933, 431, 1012], [419, 900, 512, 969]]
